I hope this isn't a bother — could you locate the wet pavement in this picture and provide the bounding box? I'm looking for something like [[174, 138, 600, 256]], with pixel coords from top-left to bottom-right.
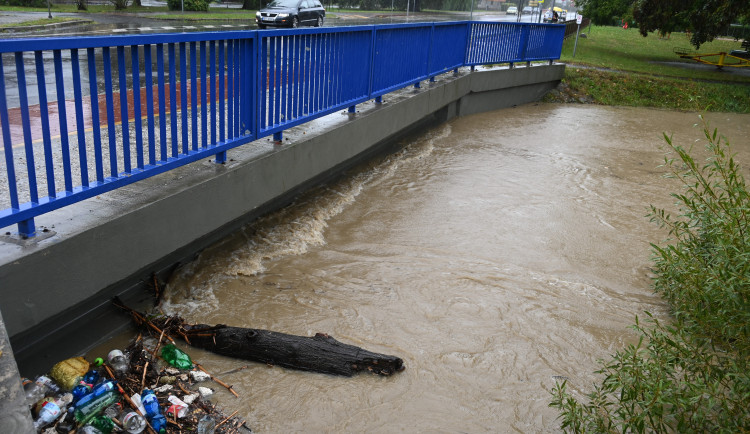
[[0, 7, 542, 38]]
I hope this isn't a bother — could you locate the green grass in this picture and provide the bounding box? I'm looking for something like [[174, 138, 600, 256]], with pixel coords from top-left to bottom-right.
[[549, 25, 750, 113], [560, 25, 750, 83], [0, 16, 89, 28], [558, 67, 750, 113]]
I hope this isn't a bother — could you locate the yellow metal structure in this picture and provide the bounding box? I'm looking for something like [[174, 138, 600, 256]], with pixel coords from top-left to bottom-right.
[[674, 48, 750, 69]]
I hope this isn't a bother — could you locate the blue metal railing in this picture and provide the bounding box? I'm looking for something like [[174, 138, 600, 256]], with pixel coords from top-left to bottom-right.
[[0, 21, 564, 237]]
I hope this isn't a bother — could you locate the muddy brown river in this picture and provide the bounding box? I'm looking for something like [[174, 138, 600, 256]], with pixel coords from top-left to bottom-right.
[[96, 103, 750, 432]]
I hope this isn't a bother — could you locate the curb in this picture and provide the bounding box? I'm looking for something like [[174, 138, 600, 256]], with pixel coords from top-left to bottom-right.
[[0, 18, 92, 33]]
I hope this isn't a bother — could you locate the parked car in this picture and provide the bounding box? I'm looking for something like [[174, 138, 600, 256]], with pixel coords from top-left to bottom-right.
[[256, 0, 325, 29], [506, 6, 518, 15], [522, 6, 532, 14]]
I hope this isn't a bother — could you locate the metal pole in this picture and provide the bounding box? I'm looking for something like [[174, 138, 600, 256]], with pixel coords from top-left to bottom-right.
[[406, 0, 409, 19], [573, 22, 580, 57], [470, 0, 473, 20], [519, 0, 523, 22], [47, 0, 52, 18], [536, 0, 543, 23]]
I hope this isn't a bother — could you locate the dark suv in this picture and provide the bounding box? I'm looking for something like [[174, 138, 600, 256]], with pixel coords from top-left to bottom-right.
[[256, 0, 325, 29]]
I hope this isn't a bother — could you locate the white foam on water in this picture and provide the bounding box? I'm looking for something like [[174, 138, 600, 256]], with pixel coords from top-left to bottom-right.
[[162, 123, 451, 313]]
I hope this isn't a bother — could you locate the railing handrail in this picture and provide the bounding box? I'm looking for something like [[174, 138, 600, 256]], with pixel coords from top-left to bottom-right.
[[0, 21, 565, 237]]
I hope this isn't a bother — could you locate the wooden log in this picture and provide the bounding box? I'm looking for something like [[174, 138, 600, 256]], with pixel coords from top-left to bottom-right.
[[113, 298, 404, 377], [183, 324, 404, 377]]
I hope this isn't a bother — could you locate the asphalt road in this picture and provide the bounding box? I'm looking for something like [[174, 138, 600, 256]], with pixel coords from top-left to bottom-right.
[[1, 7, 543, 38]]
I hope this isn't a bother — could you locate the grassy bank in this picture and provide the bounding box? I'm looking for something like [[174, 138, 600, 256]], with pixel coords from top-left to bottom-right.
[[547, 67, 750, 113], [546, 25, 750, 113]]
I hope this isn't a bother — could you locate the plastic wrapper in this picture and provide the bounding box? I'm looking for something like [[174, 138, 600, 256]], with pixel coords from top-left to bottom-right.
[[49, 357, 90, 391]]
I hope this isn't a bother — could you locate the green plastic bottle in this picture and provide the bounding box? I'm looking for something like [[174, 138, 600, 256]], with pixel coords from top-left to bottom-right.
[[161, 344, 193, 370], [87, 415, 115, 434]]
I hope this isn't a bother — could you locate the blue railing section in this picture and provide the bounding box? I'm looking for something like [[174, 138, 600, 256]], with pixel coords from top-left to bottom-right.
[[0, 21, 564, 237]]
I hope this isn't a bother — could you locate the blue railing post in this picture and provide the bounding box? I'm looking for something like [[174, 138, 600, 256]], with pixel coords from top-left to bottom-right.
[[348, 105, 356, 113], [18, 219, 36, 238], [425, 23, 434, 84], [517, 24, 530, 61], [367, 26, 377, 99]]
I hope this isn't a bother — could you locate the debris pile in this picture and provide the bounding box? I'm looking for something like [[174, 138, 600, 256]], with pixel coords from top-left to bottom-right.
[[23, 332, 250, 433]]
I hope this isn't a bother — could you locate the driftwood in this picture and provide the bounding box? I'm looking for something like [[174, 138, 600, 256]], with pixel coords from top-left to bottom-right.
[[114, 298, 404, 377]]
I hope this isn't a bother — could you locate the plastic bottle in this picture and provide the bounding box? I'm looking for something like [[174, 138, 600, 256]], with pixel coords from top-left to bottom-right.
[[103, 402, 122, 419], [25, 375, 56, 405], [161, 344, 193, 370], [149, 413, 168, 433], [141, 389, 167, 433], [83, 370, 100, 385], [141, 389, 160, 418], [73, 382, 119, 425], [107, 350, 129, 374], [74, 380, 116, 411], [197, 415, 216, 434], [130, 393, 147, 416], [33, 398, 64, 431], [72, 381, 93, 403], [78, 425, 103, 434], [87, 415, 115, 434], [121, 411, 147, 434]]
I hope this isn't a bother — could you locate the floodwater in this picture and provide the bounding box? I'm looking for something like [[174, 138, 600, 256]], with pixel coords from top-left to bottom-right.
[[113, 104, 750, 432]]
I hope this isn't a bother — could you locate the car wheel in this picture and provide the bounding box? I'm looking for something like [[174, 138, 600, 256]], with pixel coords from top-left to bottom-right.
[[291, 16, 299, 28], [316, 16, 323, 27], [258, 23, 266, 29]]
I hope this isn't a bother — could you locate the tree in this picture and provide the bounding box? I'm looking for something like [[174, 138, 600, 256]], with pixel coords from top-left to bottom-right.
[[243, 0, 262, 10], [635, 0, 750, 48], [632, 0, 686, 38], [575, 0, 635, 26]]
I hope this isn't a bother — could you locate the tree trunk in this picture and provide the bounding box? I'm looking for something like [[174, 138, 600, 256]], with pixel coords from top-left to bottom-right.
[[183, 324, 404, 376], [113, 298, 404, 377]]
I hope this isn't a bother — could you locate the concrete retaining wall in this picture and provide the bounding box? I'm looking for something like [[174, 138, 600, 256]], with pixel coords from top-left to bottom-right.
[[0, 64, 564, 376]]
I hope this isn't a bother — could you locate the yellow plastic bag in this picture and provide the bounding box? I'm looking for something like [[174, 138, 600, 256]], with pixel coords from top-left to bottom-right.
[[49, 357, 89, 391]]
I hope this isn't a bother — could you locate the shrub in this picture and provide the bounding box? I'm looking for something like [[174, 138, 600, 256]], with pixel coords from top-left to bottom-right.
[[0, 0, 47, 7], [550, 119, 750, 433], [167, 0, 209, 11], [109, 0, 129, 10]]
